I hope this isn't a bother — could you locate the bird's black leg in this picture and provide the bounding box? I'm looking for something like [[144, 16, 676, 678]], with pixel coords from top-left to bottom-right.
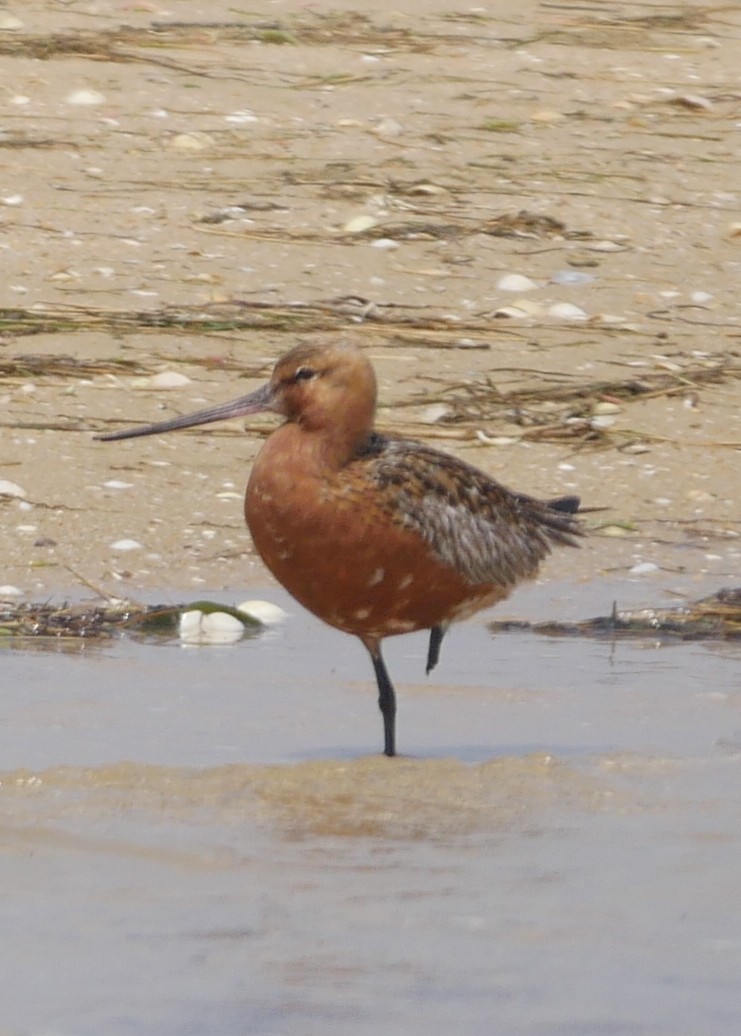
[[364, 639, 397, 757], [426, 623, 448, 675]]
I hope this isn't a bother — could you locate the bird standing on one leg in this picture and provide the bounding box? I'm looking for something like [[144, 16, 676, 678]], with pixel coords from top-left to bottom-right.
[[98, 340, 583, 757]]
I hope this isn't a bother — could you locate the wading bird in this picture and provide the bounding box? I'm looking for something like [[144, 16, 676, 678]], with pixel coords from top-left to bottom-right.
[[99, 341, 582, 756]]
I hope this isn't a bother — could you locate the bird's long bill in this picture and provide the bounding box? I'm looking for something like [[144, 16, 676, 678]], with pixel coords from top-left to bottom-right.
[[96, 381, 274, 442]]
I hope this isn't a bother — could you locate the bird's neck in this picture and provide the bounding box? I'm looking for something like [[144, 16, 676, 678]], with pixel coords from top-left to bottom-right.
[[264, 416, 372, 475]]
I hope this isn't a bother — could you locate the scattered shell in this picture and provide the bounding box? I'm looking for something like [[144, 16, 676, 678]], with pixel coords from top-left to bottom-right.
[[454, 338, 488, 349], [370, 238, 399, 250], [690, 291, 713, 304], [372, 117, 403, 137], [566, 254, 600, 269], [65, 89, 106, 106], [630, 562, 659, 575], [530, 109, 566, 123], [148, 372, 192, 389], [591, 313, 628, 326], [600, 525, 633, 537], [495, 298, 544, 318], [494, 305, 530, 319], [0, 194, 23, 207], [621, 443, 651, 455], [103, 480, 133, 490], [237, 600, 288, 625], [407, 183, 447, 196], [0, 585, 23, 597], [421, 404, 454, 424], [686, 489, 715, 504], [589, 414, 616, 430], [180, 609, 247, 645], [343, 214, 378, 234], [551, 270, 595, 286], [593, 401, 622, 416], [110, 539, 143, 552], [497, 273, 537, 292], [170, 132, 214, 151], [548, 302, 587, 320], [0, 479, 27, 498], [476, 431, 519, 445], [673, 93, 713, 111], [224, 110, 259, 124], [587, 240, 626, 253]]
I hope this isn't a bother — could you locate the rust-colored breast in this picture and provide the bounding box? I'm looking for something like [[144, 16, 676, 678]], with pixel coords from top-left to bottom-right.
[[245, 429, 577, 640]]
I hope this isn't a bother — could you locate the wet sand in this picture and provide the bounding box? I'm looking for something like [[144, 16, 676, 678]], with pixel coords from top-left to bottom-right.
[[2, 591, 741, 1033]]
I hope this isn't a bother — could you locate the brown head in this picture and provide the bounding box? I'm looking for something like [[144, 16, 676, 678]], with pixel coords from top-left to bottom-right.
[[96, 340, 377, 454]]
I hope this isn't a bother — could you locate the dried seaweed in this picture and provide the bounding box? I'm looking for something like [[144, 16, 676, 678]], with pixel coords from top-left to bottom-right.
[[490, 588, 741, 642], [0, 355, 150, 379], [0, 6, 724, 71], [5, 588, 741, 645], [0, 599, 261, 643], [424, 353, 741, 444]]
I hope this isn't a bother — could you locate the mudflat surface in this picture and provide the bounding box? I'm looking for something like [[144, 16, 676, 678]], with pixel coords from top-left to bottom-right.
[[1, 4, 741, 1035], [0, 0, 739, 602]]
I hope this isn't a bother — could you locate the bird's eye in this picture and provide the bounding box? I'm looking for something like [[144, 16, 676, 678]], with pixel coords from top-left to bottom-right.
[[293, 366, 316, 383]]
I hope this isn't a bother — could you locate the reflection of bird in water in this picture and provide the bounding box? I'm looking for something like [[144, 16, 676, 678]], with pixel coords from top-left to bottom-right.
[[99, 341, 583, 756]]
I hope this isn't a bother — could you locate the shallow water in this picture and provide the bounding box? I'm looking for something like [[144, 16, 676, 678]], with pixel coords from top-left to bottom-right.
[[1, 583, 740, 1035]]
